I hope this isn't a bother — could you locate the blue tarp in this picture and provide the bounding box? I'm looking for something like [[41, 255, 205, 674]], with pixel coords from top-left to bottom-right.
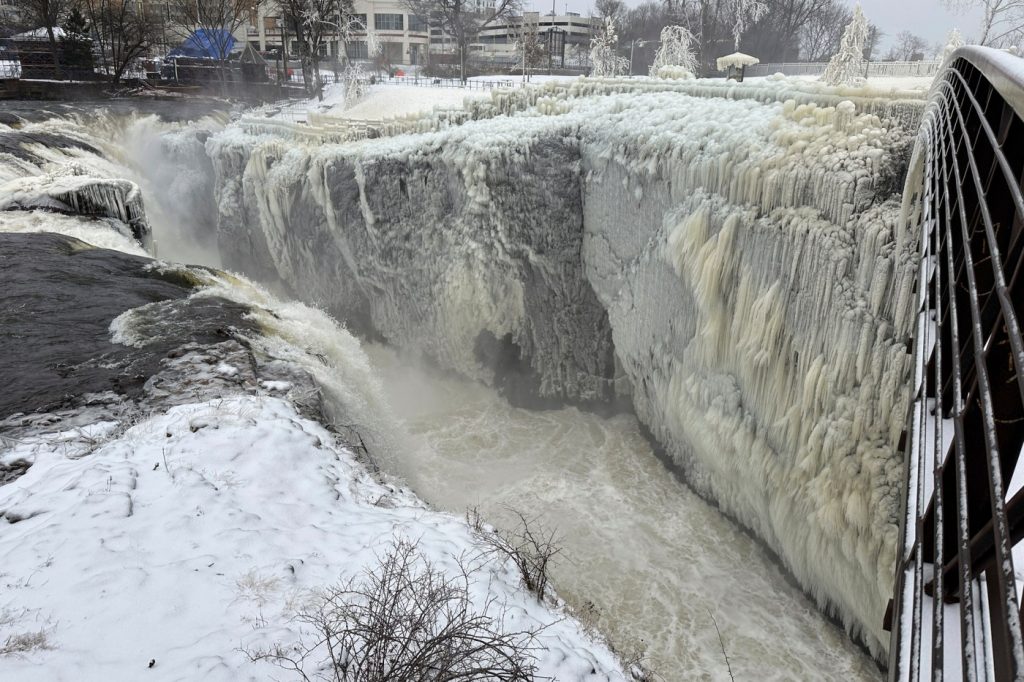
[[168, 29, 235, 59]]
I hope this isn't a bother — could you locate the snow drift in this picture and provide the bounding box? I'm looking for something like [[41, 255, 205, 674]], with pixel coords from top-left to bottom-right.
[[206, 77, 926, 655]]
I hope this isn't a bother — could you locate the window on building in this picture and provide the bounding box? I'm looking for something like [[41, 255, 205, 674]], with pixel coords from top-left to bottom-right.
[[408, 14, 428, 32], [350, 13, 367, 30], [374, 13, 403, 31], [346, 41, 368, 59]]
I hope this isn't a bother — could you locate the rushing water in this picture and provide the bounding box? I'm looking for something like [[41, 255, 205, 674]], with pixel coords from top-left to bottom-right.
[[367, 344, 880, 680], [3, 109, 884, 679]]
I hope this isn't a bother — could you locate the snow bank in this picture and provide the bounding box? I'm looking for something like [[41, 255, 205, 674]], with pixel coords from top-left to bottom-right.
[[207, 76, 923, 656], [0, 170, 149, 245], [325, 84, 488, 119], [0, 209, 148, 256], [0, 395, 625, 681]]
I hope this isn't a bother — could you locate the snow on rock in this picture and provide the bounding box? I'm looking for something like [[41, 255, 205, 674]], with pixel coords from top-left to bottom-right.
[[0, 209, 148, 256], [0, 169, 150, 246], [0, 395, 626, 681], [0, 233, 625, 680], [207, 76, 924, 656]]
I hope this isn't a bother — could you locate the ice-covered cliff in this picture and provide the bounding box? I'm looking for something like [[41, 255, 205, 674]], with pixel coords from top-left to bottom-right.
[[206, 77, 925, 655]]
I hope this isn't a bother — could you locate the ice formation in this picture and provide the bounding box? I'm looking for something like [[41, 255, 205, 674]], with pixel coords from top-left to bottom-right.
[[206, 76, 926, 656]]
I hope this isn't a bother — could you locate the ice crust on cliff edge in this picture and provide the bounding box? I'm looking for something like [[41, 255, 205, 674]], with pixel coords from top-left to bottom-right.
[[207, 78, 922, 656]]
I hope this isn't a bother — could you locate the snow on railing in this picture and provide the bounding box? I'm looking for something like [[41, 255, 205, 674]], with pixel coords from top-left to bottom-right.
[[887, 45, 1024, 682], [745, 60, 941, 79], [379, 75, 525, 91], [0, 59, 21, 80]]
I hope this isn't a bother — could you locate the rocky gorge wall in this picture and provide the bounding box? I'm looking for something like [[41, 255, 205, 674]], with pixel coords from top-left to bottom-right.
[[206, 80, 925, 656]]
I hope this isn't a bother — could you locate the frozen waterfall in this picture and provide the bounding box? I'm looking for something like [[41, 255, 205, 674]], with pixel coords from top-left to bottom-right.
[[205, 77, 925, 658]]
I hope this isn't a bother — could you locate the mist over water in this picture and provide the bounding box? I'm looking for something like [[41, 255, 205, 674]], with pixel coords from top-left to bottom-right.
[[3, 109, 885, 678], [366, 344, 880, 679]]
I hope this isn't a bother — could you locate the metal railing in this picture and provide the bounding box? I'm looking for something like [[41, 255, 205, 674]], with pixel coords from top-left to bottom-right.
[[888, 46, 1024, 680], [744, 59, 941, 78], [378, 75, 524, 90]]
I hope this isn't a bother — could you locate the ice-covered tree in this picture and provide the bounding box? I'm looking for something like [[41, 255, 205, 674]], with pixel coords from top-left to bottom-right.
[[649, 25, 698, 78], [944, 0, 1024, 48], [589, 17, 628, 77], [727, 0, 768, 51], [941, 27, 965, 62], [820, 3, 868, 86]]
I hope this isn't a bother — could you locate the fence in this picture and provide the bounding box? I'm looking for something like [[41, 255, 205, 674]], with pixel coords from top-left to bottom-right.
[[0, 60, 20, 80], [887, 46, 1024, 681], [380, 75, 523, 90], [745, 59, 941, 78]]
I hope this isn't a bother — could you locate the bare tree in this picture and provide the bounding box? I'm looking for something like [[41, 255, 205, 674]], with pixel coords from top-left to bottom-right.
[[885, 30, 928, 60], [944, 0, 1024, 47], [10, 0, 71, 78], [277, 0, 336, 96], [246, 538, 542, 682], [864, 22, 883, 60], [798, 0, 850, 61], [512, 14, 546, 81], [403, 0, 521, 81], [166, 0, 262, 83], [479, 509, 562, 599], [595, 0, 625, 21], [81, 0, 161, 83]]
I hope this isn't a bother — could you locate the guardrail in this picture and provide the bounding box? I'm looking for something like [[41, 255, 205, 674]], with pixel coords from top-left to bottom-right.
[[744, 59, 941, 78], [379, 75, 525, 90], [887, 46, 1024, 681]]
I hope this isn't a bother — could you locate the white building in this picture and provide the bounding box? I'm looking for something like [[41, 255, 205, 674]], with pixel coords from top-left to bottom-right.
[[470, 12, 598, 64], [242, 0, 432, 67]]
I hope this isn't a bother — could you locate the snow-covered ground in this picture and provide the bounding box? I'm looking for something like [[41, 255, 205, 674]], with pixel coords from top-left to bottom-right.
[[262, 83, 489, 123], [334, 84, 488, 119], [0, 226, 628, 680], [0, 394, 625, 681]]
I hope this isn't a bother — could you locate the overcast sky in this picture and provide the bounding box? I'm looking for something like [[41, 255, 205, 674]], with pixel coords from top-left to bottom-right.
[[525, 0, 986, 54]]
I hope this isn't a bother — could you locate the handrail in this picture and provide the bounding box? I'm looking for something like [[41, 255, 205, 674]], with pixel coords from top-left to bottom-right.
[[888, 45, 1024, 680]]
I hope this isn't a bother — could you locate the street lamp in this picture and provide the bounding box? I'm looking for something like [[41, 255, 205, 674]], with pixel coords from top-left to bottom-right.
[[629, 38, 659, 77], [628, 39, 644, 76]]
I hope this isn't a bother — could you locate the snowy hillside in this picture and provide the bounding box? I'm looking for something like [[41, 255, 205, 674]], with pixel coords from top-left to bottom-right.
[[0, 392, 626, 681]]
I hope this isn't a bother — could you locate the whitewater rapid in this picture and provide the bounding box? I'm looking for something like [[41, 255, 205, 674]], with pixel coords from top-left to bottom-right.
[[0, 103, 898, 678], [367, 345, 879, 679]]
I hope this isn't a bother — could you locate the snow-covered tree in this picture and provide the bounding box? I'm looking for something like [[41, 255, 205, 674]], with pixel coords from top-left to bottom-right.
[[727, 0, 768, 51], [589, 17, 628, 77], [944, 0, 1024, 48], [820, 3, 868, 86], [941, 27, 965, 62], [649, 25, 698, 78]]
